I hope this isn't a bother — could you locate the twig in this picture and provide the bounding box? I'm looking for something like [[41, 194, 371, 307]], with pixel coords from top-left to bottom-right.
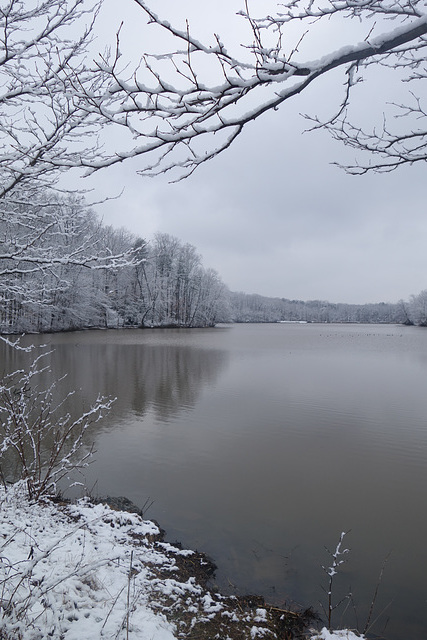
[[267, 605, 300, 617], [126, 550, 134, 640], [363, 552, 392, 634]]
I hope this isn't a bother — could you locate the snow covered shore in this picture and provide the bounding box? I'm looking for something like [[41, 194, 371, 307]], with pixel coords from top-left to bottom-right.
[[0, 483, 363, 640]]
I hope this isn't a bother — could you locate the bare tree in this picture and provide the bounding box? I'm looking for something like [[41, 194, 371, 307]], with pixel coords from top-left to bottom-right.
[[86, 0, 427, 179], [133, 233, 229, 328], [407, 289, 427, 325], [0, 1, 143, 303], [0, 0, 112, 197]]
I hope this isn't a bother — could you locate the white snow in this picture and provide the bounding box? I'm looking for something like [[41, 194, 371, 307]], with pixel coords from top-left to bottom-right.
[[0, 482, 366, 640], [0, 483, 176, 640], [310, 628, 365, 640]]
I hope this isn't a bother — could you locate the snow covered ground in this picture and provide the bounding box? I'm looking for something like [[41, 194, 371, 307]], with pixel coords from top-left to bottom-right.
[[0, 482, 364, 640], [310, 630, 365, 640]]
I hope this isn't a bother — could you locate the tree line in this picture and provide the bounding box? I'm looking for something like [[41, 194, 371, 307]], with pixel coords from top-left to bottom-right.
[[2, 189, 427, 333], [229, 292, 427, 327], [0, 192, 229, 333]]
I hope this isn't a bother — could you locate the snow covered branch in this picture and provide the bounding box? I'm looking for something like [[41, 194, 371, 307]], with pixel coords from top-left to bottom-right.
[[2, 0, 427, 184], [72, 0, 427, 179], [321, 532, 350, 630], [0, 0, 106, 196], [320, 93, 427, 173]]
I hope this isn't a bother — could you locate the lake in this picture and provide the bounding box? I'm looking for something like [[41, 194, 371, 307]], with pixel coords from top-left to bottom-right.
[[2, 323, 427, 639]]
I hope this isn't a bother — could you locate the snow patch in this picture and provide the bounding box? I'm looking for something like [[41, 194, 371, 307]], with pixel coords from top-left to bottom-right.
[[310, 627, 365, 640]]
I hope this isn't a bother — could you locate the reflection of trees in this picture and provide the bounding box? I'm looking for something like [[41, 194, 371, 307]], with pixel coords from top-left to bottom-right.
[[0, 333, 229, 436], [129, 345, 226, 420]]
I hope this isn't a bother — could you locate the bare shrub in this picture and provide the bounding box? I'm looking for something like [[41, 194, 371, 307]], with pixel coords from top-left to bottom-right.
[[321, 531, 351, 630], [0, 351, 113, 500]]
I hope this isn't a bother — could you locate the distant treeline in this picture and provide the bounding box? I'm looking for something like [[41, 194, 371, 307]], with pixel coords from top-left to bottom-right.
[[228, 292, 423, 326]]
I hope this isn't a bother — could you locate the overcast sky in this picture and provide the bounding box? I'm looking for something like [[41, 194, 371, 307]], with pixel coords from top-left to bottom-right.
[[83, 0, 427, 305]]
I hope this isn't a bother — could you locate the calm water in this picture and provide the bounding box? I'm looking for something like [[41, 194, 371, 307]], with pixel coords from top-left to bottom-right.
[[2, 323, 427, 639]]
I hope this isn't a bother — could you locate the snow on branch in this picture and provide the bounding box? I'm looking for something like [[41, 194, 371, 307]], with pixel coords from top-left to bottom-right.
[[74, 0, 427, 179], [2, 0, 427, 183], [0, 0, 105, 195]]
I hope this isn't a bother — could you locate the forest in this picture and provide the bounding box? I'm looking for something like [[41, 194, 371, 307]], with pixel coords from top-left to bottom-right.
[[230, 292, 409, 325], [1, 190, 426, 334], [0, 192, 229, 333]]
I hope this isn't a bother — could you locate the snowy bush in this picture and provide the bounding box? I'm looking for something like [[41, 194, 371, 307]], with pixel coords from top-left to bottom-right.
[[0, 350, 113, 500]]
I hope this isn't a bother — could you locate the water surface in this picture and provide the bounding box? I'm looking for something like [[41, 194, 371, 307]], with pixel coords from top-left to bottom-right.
[[2, 323, 427, 639]]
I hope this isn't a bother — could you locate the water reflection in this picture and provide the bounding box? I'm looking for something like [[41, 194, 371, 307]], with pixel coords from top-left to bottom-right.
[[1, 330, 229, 427]]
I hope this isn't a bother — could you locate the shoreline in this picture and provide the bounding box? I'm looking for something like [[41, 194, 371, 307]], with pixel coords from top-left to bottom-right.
[[92, 495, 318, 639], [0, 483, 324, 639]]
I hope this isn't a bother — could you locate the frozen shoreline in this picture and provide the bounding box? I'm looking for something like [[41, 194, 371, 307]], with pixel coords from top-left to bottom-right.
[[0, 483, 363, 640]]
